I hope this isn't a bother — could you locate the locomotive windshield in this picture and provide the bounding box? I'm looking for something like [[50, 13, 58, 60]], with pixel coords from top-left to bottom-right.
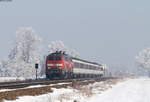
[[47, 56, 61, 61]]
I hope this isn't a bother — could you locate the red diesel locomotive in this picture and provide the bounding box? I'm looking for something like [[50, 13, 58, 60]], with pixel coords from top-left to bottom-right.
[[46, 51, 105, 79], [46, 51, 73, 79]]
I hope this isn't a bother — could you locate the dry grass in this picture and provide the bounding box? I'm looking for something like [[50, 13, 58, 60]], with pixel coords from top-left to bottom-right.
[[0, 84, 69, 102], [0, 86, 53, 101]]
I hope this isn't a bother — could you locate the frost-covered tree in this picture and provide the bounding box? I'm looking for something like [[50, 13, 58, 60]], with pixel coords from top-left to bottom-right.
[[48, 41, 79, 57], [0, 60, 10, 77], [7, 27, 42, 78], [135, 48, 150, 76], [108, 64, 134, 77]]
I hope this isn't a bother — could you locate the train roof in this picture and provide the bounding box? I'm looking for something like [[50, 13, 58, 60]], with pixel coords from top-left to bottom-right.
[[72, 57, 102, 66], [47, 51, 102, 66], [47, 51, 68, 56]]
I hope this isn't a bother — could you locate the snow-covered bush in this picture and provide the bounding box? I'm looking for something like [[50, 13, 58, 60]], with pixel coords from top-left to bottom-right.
[[0, 60, 10, 77], [108, 64, 134, 77]]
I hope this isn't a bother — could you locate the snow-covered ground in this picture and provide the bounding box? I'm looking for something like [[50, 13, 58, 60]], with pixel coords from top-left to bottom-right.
[[0, 76, 46, 82], [0, 77, 25, 82], [4, 78, 150, 102], [88, 78, 150, 102]]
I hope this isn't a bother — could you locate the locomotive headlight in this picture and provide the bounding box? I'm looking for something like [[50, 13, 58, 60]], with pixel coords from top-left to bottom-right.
[[47, 64, 54, 66], [56, 64, 63, 66]]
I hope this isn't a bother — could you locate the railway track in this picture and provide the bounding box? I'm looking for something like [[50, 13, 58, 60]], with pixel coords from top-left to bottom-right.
[[0, 77, 114, 90], [0, 79, 72, 89]]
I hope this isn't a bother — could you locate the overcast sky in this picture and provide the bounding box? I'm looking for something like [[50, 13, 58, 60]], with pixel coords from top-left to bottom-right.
[[0, 0, 150, 67]]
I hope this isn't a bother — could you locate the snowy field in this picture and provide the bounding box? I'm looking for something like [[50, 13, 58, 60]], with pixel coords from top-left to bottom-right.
[[0, 77, 25, 82], [4, 78, 150, 102], [0, 76, 46, 83], [89, 78, 150, 102]]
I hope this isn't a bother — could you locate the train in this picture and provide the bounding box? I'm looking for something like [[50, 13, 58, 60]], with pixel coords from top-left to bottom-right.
[[45, 51, 106, 79]]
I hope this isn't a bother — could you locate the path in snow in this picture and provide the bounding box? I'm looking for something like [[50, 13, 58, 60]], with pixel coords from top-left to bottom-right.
[[90, 78, 150, 102]]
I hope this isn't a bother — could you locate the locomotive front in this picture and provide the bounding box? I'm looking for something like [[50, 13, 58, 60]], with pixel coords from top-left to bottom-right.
[[46, 51, 73, 79]]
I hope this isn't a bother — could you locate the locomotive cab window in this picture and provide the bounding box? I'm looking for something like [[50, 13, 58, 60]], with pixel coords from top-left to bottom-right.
[[55, 57, 61, 60], [48, 56, 61, 61]]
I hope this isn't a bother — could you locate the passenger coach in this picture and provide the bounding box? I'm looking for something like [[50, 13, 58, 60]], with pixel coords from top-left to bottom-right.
[[72, 58, 104, 78]]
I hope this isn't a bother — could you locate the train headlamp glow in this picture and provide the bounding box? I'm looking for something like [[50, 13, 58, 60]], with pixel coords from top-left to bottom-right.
[[47, 64, 53, 66], [47, 64, 63, 67], [56, 64, 63, 66]]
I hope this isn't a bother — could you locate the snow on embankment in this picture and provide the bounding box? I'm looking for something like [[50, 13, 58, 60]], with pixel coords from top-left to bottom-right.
[[0, 77, 25, 82], [89, 78, 150, 102], [4, 78, 125, 102]]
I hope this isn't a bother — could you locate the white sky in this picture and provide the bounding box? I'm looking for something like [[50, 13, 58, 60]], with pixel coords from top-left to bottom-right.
[[0, 0, 150, 68]]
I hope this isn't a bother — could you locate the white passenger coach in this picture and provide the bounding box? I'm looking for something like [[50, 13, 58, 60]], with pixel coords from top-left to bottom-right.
[[72, 57, 105, 77]]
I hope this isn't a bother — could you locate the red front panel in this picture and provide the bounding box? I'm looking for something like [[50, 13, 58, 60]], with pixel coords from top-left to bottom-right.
[[46, 55, 73, 71], [46, 56, 65, 69]]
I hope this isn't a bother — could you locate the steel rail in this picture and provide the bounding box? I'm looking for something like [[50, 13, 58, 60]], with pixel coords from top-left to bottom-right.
[[0, 77, 115, 90]]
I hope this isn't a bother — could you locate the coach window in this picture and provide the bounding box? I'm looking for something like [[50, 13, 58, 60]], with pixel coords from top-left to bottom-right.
[[87, 64, 89, 69], [74, 62, 77, 67], [76, 63, 78, 67], [93, 66, 96, 70], [89, 65, 91, 69], [80, 63, 83, 68], [86, 64, 88, 69], [80, 63, 82, 68], [84, 64, 86, 69], [95, 66, 97, 70], [96, 66, 98, 70], [92, 65, 94, 69], [83, 64, 85, 69], [94, 66, 97, 70], [78, 63, 80, 68], [94, 66, 96, 70], [82, 64, 84, 68], [92, 66, 94, 69], [97, 67, 99, 70], [76, 62, 79, 68]]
